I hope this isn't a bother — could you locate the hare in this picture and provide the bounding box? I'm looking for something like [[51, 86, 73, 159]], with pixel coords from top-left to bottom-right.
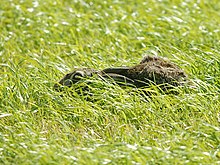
[[54, 56, 187, 91]]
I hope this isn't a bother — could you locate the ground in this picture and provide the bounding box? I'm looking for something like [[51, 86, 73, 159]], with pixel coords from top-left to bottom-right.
[[0, 0, 220, 164]]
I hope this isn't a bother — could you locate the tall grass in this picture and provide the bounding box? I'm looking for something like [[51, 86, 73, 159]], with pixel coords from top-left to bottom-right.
[[0, 0, 220, 164]]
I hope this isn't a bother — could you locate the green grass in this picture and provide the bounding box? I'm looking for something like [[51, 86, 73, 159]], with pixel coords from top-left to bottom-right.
[[0, 0, 220, 164]]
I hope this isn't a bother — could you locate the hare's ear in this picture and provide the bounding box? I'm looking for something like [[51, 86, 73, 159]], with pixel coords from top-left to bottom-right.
[[102, 67, 130, 75], [101, 73, 135, 87]]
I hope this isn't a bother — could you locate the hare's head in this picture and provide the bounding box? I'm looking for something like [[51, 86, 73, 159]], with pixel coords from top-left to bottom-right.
[[54, 68, 98, 90]]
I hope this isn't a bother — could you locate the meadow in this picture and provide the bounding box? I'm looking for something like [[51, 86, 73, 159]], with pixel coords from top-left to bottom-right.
[[0, 0, 220, 164]]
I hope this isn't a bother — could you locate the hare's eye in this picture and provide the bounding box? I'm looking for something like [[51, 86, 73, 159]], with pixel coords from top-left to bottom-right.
[[74, 72, 83, 78], [70, 71, 84, 79]]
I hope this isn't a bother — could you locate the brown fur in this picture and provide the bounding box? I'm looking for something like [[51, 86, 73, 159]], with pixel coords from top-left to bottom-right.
[[54, 68, 100, 90], [54, 68, 134, 90], [103, 56, 187, 88], [54, 56, 187, 91]]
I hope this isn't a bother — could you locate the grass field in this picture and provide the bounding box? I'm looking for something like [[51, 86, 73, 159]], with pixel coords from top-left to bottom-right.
[[0, 0, 220, 164]]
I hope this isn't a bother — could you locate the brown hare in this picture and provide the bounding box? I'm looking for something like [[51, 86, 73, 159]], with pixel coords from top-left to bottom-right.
[[54, 56, 187, 91]]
